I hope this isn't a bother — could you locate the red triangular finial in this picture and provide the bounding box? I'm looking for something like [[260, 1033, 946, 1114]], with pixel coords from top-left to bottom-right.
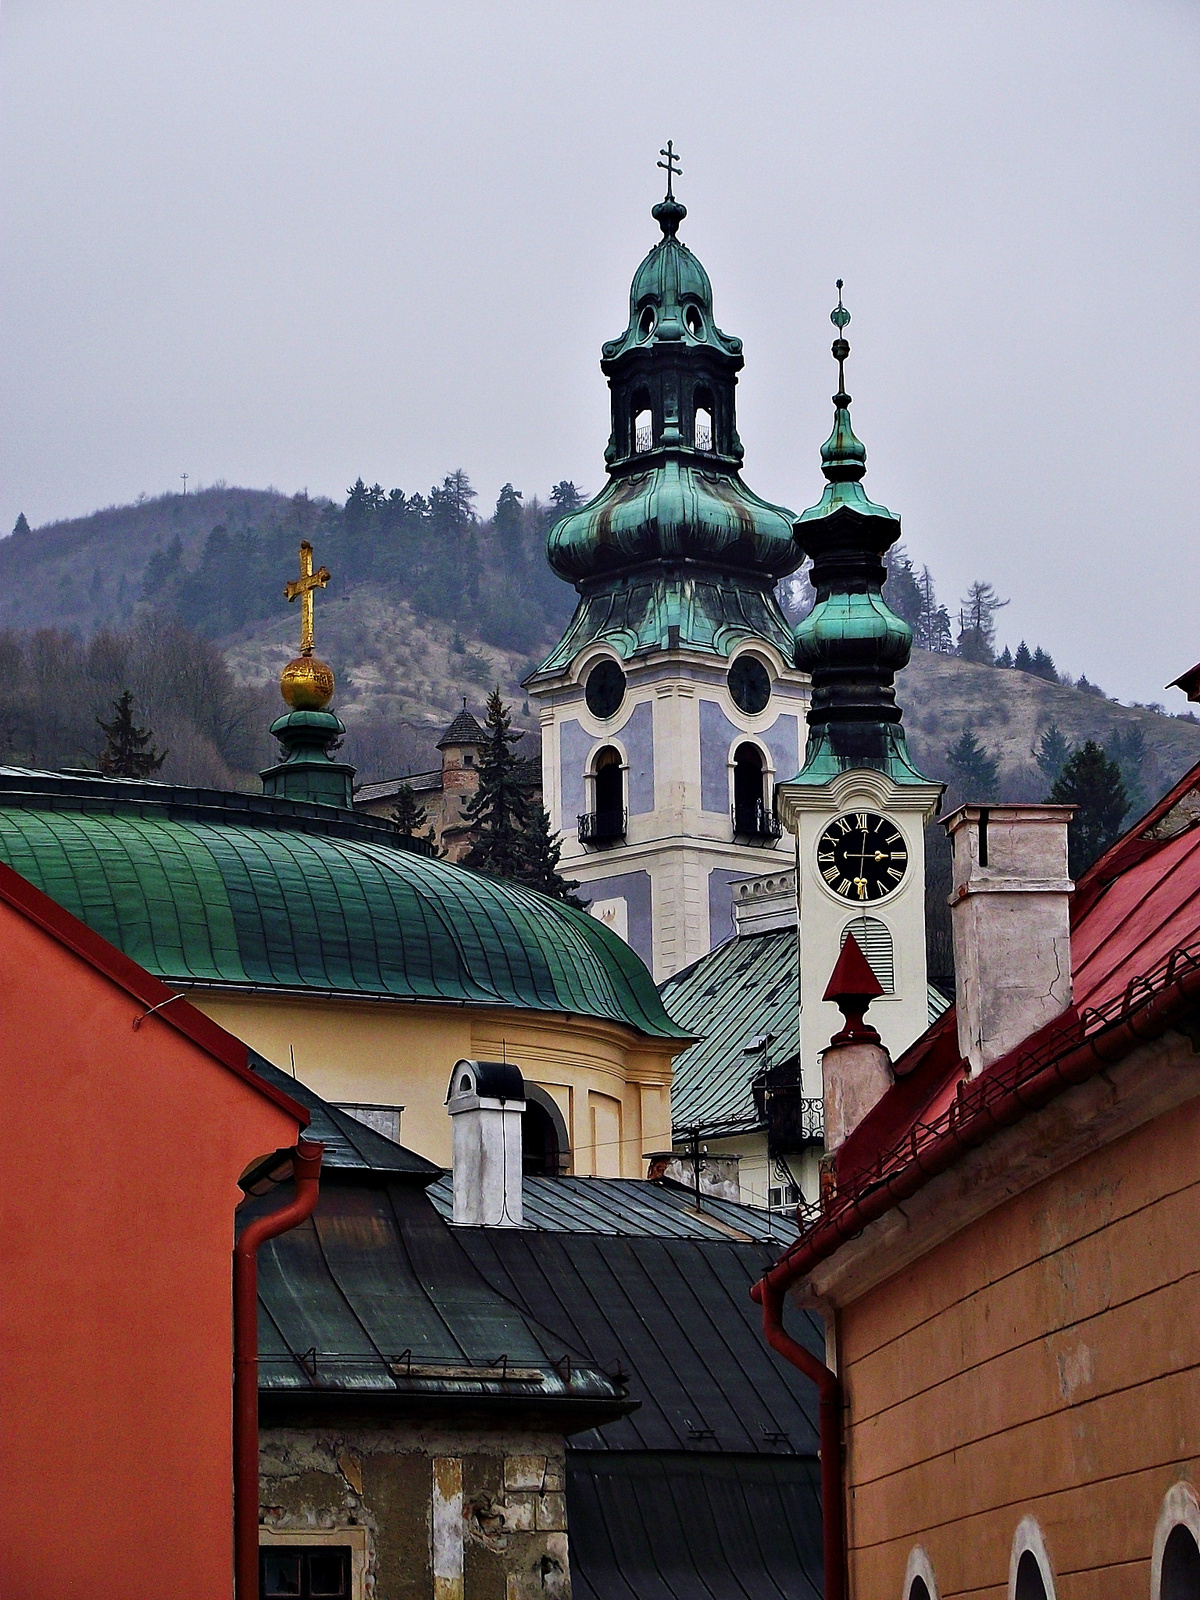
[[823, 932, 884, 1046]]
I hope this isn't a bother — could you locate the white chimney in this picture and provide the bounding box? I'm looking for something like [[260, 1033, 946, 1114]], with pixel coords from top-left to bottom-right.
[[944, 804, 1074, 1076], [445, 1060, 525, 1226]]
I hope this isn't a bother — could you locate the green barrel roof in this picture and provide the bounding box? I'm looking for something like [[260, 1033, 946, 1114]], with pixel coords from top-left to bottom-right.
[[0, 771, 687, 1041]]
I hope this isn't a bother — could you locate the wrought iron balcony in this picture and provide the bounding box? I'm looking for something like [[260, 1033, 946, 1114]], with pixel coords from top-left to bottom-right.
[[732, 800, 783, 843], [578, 808, 627, 846]]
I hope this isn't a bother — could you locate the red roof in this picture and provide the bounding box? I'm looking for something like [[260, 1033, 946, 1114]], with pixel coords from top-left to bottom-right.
[[758, 758, 1200, 1297], [0, 858, 308, 1126]]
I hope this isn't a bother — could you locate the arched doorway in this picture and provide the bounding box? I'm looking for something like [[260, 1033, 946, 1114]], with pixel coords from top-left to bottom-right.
[[733, 743, 766, 837]]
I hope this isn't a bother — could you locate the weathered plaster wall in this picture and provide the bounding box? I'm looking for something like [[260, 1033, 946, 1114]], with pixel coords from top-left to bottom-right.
[[260, 1425, 570, 1600], [836, 1082, 1200, 1600]]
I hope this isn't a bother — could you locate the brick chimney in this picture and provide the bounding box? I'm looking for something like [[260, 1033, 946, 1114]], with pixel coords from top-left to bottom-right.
[[944, 804, 1074, 1076], [445, 1060, 525, 1226]]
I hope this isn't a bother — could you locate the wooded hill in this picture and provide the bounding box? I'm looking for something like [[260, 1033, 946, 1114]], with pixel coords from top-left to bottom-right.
[[4, 483, 1200, 813]]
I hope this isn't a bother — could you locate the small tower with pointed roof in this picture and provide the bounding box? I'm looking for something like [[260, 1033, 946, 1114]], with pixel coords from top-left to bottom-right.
[[526, 151, 812, 981], [776, 286, 943, 1101]]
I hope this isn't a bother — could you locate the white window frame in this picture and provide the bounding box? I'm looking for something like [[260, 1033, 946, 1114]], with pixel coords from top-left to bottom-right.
[[901, 1546, 940, 1600], [1152, 1481, 1200, 1600], [1008, 1516, 1057, 1600]]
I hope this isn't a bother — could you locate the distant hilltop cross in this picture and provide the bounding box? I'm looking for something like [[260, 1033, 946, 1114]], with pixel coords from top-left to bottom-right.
[[657, 140, 682, 200], [284, 540, 331, 658]]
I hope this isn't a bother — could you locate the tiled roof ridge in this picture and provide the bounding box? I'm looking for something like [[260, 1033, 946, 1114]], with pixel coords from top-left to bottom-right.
[[757, 927, 1200, 1298]]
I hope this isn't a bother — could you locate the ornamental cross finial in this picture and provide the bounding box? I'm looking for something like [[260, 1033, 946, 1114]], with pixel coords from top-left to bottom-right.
[[284, 540, 331, 657], [657, 140, 682, 200], [830, 278, 852, 405]]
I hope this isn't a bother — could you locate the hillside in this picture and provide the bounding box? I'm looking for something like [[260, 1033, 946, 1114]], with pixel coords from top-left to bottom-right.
[[4, 485, 1200, 808]]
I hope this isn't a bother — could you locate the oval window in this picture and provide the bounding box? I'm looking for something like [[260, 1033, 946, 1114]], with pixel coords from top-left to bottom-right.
[[585, 658, 627, 719], [685, 304, 704, 338], [728, 655, 771, 715], [638, 306, 656, 341]]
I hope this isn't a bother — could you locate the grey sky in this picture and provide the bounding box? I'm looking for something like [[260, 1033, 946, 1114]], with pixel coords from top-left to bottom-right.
[[3, 1, 1198, 705]]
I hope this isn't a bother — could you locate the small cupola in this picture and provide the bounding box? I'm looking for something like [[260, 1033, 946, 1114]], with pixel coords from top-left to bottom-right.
[[445, 1059, 526, 1227]]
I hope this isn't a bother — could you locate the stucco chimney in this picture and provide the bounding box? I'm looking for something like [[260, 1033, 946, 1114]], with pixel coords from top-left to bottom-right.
[[445, 1059, 526, 1226], [820, 933, 893, 1152], [944, 804, 1074, 1076]]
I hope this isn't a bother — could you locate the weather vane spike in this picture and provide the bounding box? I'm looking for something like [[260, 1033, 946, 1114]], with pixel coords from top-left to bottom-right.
[[284, 540, 331, 658], [657, 140, 682, 200], [830, 279, 852, 403]]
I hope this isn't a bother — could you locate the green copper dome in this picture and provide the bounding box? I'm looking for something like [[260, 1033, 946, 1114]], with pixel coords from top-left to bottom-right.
[[0, 770, 687, 1039], [532, 162, 801, 677]]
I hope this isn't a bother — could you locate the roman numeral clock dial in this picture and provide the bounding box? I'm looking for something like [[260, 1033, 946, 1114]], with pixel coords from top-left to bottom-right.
[[816, 812, 909, 902]]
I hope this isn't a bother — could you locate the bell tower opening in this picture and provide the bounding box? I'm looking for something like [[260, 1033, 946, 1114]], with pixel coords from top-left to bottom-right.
[[694, 385, 714, 451], [634, 407, 653, 453], [733, 744, 767, 837]]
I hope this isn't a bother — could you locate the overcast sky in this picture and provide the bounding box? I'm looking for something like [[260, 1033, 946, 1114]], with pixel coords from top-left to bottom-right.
[[3, 1, 1198, 705]]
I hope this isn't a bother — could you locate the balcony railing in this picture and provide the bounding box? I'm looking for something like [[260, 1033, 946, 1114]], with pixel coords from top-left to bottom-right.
[[732, 800, 783, 842], [578, 808, 627, 846]]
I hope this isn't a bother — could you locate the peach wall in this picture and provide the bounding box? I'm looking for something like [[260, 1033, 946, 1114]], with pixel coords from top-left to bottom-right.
[[0, 902, 300, 1600], [837, 1090, 1200, 1600]]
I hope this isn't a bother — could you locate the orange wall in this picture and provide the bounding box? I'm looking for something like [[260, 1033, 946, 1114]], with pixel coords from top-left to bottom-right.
[[0, 903, 300, 1600], [838, 1091, 1200, 1600]]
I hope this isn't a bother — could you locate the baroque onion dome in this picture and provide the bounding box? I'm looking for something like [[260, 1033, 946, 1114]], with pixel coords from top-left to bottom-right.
[[533, 151, 801, 678], [791, 285, 927, 785]]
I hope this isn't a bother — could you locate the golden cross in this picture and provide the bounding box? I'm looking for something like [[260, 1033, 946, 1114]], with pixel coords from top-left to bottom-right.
[[284, 540, 331, 656]]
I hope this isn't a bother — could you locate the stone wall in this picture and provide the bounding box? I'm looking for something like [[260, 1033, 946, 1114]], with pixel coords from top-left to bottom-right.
[[260, 1423, 570, 1600]]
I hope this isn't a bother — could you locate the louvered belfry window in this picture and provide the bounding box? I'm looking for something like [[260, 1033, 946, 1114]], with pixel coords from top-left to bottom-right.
[[839, 916, 895, 994]]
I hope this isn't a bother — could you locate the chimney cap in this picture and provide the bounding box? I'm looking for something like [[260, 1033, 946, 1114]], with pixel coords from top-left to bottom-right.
[[823, 933, 884, 1005], [446, 1058, 526, 1105]]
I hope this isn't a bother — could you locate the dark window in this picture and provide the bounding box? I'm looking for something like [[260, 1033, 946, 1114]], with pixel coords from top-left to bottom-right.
[[594, 747, 623, 816], [1015, 1551, 1047, 1600], [585, 659, 626, 719], [523, 1099, 565, 1176], [728, 655, 771, 715], [1163, 1524, 1200, 1600], [261, 1547, 351, 1599], [908, 1581, 931, 1600], [733, 744, 766, 835]]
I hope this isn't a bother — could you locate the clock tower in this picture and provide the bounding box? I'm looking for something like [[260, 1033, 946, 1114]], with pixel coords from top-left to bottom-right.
[[526, 150, 811, 981], [777, 286, 943, 1098]]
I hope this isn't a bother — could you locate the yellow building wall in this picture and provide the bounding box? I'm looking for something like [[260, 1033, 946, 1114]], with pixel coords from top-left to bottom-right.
[[187, 989, 676, 1175]]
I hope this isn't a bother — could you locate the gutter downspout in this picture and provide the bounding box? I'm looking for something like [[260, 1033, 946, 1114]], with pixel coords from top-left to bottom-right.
[[234, 1139, 323, 1600], [752, 1276, 844, 1600]]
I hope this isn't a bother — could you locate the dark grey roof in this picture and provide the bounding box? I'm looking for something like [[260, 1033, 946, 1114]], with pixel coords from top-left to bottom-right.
[[354, 770, 441, 802], [438, 709, 487, 748], [427, 1174, 799, 1245], [251, 1175, 629, 1427], [248, 1052, 442, 1180], [567, 1451, 822, 1600], [446, 1225, 824, 1454]]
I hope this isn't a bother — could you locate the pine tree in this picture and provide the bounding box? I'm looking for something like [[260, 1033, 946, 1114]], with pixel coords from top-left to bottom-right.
[[11, 512, 30, 538], [463, 689, 582, 902], [390, 783, 429, 836], [96, 689, 168, 778], [1105, 723, 1149, 819], [957, 580, 1009, 664], [996, 645, 1013, 668], [493, 482, 525, 561], [1030, 646, 1058, 683], [550, 481, 585, 516], [946, 729, 999, 799], [1034, 724, 1072, 786], [1048, 740, 1130, 875], [1013, 641, 1034, 672], [882, 544, 923, 630], [915, 566, 953, 653]]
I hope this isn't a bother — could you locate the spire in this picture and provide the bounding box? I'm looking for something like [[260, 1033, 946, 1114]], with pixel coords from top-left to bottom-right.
[[791, 283, 928, 784], [651, 139, 687, 238]]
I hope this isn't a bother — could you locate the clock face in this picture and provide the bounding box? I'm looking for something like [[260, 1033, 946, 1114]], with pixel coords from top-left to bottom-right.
[[817, 812, 909, 902]]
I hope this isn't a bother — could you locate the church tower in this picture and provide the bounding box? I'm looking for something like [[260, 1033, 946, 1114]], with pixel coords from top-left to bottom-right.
[[776, 286, 943, 1097], [526, 150, 810, 981]]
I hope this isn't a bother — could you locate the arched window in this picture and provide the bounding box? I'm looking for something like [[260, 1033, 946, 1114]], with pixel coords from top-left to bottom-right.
[[908, 1582, 931, 1600], [841, 916, 895, 993], [522, 1089, 569, 1177], [1008, 1519, 1056, 1600], [1155, 1487, 1200, 1600], [902, 1545, 940, 1600], [732, 743, 767, 837], [634, 408, 653, 452], [579, 745, 627, 846], [693, 385, 714, 451]]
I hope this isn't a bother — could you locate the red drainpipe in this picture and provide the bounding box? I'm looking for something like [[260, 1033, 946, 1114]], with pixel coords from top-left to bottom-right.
[[234, 1139, 323, 1600], [752, 1276, 845, 1600]]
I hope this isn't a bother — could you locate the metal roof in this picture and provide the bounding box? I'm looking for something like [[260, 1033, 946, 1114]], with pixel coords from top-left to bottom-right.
[[662, 928, 951, 1131], [427, 1174, 798, 1245], [661, 930, 800, 1128], [251, 1175, 629, 1426], [0, 770, 685, 1040], [567, 1451, 822, 1600], [447, 1224, 824, 1454]]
